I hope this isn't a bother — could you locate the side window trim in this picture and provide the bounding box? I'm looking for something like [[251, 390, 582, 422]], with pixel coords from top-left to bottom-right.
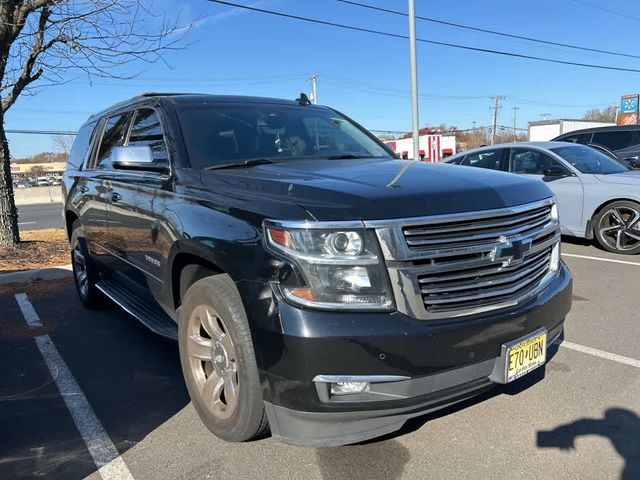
[[121, 105, 172, 175], [83, 117, 107, 170]]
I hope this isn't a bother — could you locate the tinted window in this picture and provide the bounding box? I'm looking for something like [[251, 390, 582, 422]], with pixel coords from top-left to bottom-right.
[[95, 113, 131, 168], [558, 132, 591, 144], [510, 148, 565, 175], [592, 131, 635, 151], [550, 145, 629, 174], [68, 120, 98, 170], [127, 108, 168, 162], [460, 150, 503, 170], [175, 104, 392, 169]]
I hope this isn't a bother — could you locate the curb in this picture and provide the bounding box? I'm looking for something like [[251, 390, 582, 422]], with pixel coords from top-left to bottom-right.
[[0, 264, 73, 285]]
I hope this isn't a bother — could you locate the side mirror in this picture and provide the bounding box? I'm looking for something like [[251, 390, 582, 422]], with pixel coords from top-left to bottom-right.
[[543, 165, 570, 177], [108, 146, 168, 172]]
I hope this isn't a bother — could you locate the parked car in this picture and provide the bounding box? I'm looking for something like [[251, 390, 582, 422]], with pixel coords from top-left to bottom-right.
[[553, 124, 640, 169], [445, 142, 640, 254], [63, 93, 572, 447], [35, 176, 52, 186]]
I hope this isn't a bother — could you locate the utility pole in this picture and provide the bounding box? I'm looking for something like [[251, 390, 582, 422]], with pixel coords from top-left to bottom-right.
[[308, 73, 319, 104], [512, 107, 519, 141], [408, 0, 420, 160], [490, 96, 505, 145]]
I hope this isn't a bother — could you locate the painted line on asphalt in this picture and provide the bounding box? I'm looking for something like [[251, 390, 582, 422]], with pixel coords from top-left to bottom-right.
[[561, 341, 640, 369], [15, 293, 135, 480], [562, 253, 640, 267], [18, 221, 36, 226]]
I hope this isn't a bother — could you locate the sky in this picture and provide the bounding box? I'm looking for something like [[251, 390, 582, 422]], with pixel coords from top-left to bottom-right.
[[6, 0, 640, 157]]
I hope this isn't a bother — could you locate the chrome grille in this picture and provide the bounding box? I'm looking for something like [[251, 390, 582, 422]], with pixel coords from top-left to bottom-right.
[[403, 204, 552, 251], [365, 198, 561, 320]]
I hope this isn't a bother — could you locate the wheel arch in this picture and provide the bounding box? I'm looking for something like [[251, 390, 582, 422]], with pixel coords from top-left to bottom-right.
[[65, 209, 80, 240], [170, 251, 225, 311]]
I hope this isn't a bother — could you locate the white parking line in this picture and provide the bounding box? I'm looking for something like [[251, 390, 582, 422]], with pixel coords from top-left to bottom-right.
[[15, 293, 135, 480], [561, 341, 640, 369], [18, 221, 36, 226], [562, 253, 640, 267]]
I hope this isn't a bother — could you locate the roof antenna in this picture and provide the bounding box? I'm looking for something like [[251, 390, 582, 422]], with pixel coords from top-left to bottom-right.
[[296, 92, 311, 106]]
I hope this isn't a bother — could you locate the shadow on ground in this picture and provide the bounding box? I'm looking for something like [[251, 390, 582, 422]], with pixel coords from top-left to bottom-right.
[[537, 408, 640, 480], [316, 439, 411, 480], [0, 283, 189, 480]]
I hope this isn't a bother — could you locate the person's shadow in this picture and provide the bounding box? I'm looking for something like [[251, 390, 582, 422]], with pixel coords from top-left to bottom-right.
[[537, 408, 640, 480]]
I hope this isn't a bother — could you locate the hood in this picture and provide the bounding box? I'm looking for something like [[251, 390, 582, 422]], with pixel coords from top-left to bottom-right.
[[200, 159, 554, 221], [594, 171, 640, 186]]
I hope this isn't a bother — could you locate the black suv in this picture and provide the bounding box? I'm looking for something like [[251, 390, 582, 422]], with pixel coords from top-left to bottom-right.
[[553, 124, 640, 168], [63, 93, 572, 446]]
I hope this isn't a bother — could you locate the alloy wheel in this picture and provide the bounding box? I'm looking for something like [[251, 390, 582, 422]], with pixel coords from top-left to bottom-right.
[[186, 304, 239, 420], [598, 206, 640, 252], [72, 245, 89, 298]]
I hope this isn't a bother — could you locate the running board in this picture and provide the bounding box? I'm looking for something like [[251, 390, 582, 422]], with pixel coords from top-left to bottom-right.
[[96, 279, 178, 340]]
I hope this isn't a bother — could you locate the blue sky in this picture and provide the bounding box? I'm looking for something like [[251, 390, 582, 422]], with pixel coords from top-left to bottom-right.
[[7, 0, 640, 157]]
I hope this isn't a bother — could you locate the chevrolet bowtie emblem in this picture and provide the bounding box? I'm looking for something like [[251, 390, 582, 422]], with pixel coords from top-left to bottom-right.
[[491, 237, 532, 265]]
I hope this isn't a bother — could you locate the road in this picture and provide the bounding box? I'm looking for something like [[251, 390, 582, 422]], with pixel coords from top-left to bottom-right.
[[17, 202, 63, 230], [1, 240, 638, 480]]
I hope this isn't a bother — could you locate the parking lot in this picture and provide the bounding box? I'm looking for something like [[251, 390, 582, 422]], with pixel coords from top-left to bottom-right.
[[1, 239, 638, 480]]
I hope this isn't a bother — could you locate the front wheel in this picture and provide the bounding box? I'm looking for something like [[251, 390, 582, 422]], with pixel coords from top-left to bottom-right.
[[178, 274, 268, 442], [593, 201, 640, 255]]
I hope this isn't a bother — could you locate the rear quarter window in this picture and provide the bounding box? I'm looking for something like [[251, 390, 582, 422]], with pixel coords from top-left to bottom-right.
[[592, 130, 636, 151], [67, 120, 98, 170]]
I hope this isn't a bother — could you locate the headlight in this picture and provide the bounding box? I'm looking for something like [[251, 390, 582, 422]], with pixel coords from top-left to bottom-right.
[[264, 222, 393, 310], [550, 202, 559, 222]]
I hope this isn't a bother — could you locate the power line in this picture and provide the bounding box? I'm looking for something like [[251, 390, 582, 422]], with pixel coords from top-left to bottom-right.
[[337, 0, 640, 60], [207, 0, 640, 74], [569, 0, 640, 23]]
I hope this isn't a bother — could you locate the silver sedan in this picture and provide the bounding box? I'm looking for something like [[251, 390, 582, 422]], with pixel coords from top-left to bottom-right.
[[444, 141, 640, 254]]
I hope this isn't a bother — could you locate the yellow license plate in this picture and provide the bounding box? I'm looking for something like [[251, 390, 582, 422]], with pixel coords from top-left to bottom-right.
[[506, 332, 547, 382]]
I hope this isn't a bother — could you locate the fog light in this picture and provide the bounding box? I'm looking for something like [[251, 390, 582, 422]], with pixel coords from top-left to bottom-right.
[[330, 381, 369, 395]]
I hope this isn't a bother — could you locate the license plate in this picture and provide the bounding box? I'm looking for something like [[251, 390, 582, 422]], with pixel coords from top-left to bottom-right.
[[506, 331, 547, 382]]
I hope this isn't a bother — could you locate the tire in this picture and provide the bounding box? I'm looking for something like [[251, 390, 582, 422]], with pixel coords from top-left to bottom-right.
[[593, 200, 640, 255], [70, 220, 109, 308], [178, 274, 268, 442]]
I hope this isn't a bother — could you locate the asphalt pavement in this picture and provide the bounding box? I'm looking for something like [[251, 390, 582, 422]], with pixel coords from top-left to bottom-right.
[[16, 203, 63, 231], [1, 240, 638, 480]]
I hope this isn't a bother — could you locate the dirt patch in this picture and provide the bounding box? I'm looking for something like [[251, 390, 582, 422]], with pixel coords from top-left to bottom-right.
[[0, 228, 70, 273], [0, 276, 74, 298]]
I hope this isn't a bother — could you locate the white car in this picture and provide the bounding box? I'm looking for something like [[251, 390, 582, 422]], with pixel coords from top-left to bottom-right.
[[445, 142, 640, 254]]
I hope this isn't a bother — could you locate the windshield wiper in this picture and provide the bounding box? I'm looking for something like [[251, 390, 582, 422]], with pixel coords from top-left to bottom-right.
[[325, 154, 371, 160], [204, 158, 277, 170]]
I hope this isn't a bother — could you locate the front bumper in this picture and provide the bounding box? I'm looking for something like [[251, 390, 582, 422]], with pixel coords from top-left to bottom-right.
[[256, 263, 572, 446]]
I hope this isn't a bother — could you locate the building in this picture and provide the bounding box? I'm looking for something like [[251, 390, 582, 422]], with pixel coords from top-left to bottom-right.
[[384, 133, 456, 161], [10, 161, 67, 178], [528, 119, 615, 142]]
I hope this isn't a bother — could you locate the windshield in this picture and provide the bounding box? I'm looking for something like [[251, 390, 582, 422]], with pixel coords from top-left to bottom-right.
[[175, 103, 393, 169], [550, 144, 630, 174]]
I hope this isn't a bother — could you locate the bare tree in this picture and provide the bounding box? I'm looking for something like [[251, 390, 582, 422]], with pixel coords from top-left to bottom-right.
[[0, 1, 193, 247], [583, 106, 618, 123], [52, 134, 74, 156]]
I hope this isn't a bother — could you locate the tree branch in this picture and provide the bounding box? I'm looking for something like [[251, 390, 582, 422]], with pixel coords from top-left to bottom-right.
[[2, 5, 51, 111]]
